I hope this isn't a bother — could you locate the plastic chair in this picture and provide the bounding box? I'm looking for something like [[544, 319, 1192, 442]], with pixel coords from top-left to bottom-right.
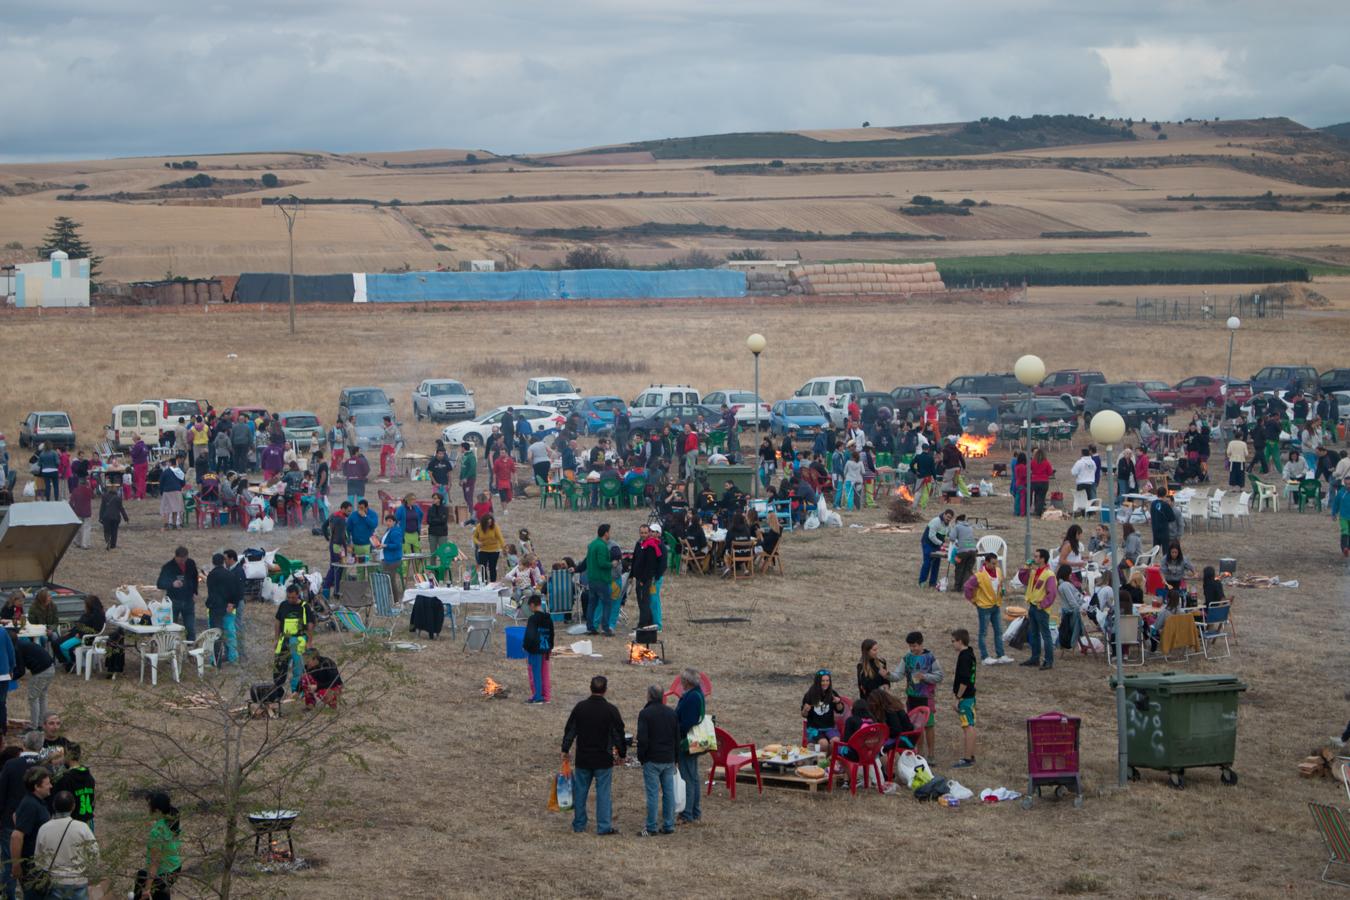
[[426, 542, 460, 581], [624, 475, 647, 509], [537, 477, 563, 510], [184, 628, 222, 677], [559, 479, 584, 511], [377, 489, 396, 519], [705, 727, 762, 799], [1309, 802, 1350, 887], [1189, 603, 1232, 660], [1105, 614, 1144, 667], [598, 476, 622, 508], [270, 553, 305, 585], [827, 723, 889, 795], [1204, 489, 1227, 530], [975, 535, 1008, 573], [1298, 478, 1323, 512], [139, 631, 182, 685], [1233, 491, 1251, 529], [664, 672, 713, 703], [77, 633, 110, 680], [884, 706, 929, 779], [463, 615, 495, 652], [195, 500, 220, 529]]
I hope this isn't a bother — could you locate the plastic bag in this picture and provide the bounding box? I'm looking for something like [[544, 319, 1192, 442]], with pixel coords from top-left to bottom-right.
[[803, 514, 820, 530], [21, 482, 34, 499], [259, 580, 285, 604], [243, 560, 268, 580], [260, 516, 275, 533], [947, 780, 974, 801], [115, 585, 145, 607], [149, 599, 173, 626], [674, 769, 686, 814], [556, 759, 574, 811], [894, 750, 931, 787]]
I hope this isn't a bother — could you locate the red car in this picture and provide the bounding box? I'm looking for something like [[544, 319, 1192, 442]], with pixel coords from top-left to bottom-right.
[[1171, 376, 1251, 409], [1132, 380, 1181, 411], [1033, 369, 1106, 407]]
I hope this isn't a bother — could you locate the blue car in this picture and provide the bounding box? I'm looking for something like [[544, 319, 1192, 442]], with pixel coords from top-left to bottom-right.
[[770, 400, 829, 437], [955, 395, 998, 435], [573, 396, 628, 435]]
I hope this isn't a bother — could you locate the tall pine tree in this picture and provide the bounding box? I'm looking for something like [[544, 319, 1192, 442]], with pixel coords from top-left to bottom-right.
[[36, 216, 102, 280]]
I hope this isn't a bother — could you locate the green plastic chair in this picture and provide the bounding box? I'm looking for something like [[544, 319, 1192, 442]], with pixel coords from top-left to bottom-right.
[[537, 476, 562, 510], [663, 529, 681, 574], [270, 553, 305, 585], [426, 542, 459, 580], [876, 452, 893, 468], [706, 430, 727, 452], [1298, 478, 1323, 512], [598, 476, 622, 508], [560, 479, 585, 511], [625, 475, 648, 508]]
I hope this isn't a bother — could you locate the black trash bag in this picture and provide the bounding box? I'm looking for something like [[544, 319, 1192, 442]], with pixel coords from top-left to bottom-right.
[[913, 776, 950, 801]]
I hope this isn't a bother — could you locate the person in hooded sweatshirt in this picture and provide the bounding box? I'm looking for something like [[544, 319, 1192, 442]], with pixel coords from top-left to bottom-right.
[[630, 523, 665, 634]]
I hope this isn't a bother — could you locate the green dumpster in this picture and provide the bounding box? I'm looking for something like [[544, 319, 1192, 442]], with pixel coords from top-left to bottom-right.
[[693, 463, 755, 496], [1111, 672, 1246, 790]]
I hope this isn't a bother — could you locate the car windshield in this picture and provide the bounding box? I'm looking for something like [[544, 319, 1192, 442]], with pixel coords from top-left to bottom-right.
[[784, 402, 820, 416], [1109, 386, 1151, 402], [37, 414, 70, 428], [837, 379, 864, 395], [353, 412, 386, 428], [346, 390, 386, 407], [1142, 381, 1168, 390], [285, 415, 319, 429], [428, 382, 465, 396], [536, 380, 574, 394], [165, 401, 198, 418], [960, 398, 991, 412], [590, 399, 624, 412], [727, 392, 759, 404]]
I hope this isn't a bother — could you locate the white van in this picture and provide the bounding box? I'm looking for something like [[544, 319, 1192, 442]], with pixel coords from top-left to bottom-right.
[[525, 376, 582, 413], [629, 385, 701, 420], [794, 376, 866, 428], [106, 403, 160, 450]]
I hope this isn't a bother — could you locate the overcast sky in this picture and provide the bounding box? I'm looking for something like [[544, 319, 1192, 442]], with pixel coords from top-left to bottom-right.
[[3, 1, 1347, 160]]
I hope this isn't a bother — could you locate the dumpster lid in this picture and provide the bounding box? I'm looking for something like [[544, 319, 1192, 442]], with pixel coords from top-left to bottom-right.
[[1112, 672, 1247, 693], [0, 503, 81, 585]]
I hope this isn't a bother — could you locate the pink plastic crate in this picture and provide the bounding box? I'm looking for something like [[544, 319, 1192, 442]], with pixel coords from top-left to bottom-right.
[[1026, 712, 1081, 778]]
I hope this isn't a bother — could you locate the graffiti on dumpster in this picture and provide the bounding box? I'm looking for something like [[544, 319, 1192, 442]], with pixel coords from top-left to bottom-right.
[[1126, 691, 1165, 757]]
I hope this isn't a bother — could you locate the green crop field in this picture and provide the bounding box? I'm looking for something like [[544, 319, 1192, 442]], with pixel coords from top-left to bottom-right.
[[850, 251, 1328, 286]]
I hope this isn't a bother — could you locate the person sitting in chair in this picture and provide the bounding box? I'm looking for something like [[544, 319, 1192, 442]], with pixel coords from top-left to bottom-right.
[[298, 648, 342, 709]]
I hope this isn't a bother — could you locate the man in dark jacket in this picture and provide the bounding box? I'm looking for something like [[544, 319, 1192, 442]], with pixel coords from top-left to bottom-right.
[[427, 449, 453, 503], [426, 494, 450, 555], [630, 524, 664, 633], [674, 669, 706, 825], [156, 546, 200, 640], [636, 685, 679, 836], [205, 552, 242, 664], [342, 449, 371, 504], [223, 549, 250, 660], [500, 408, 516, 458], [561, 675, 625, 835], [230, 417, 253, 472], [522, 594, 554, 704]]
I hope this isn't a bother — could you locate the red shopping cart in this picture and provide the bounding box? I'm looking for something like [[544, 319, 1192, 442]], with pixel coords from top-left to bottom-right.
[[1022, 711, 1083, 809]]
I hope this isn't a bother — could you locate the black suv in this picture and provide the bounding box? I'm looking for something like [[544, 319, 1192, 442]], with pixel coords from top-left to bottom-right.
[[1318, 368, 1350, 394], [945, 373, 1025, 410], [1082, 383, 1168, 430]]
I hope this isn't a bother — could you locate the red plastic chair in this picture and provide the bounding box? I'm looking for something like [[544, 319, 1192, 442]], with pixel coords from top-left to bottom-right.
[[664, 672, 713, 704], [827, 723, 889, 795], [378, 489, 396, 520], [884, 706, 929, 779], [705, 726, 761, 799], [802, 696, 852, 745], [195, 501, 220, 529], [235, 498, 253, 530]]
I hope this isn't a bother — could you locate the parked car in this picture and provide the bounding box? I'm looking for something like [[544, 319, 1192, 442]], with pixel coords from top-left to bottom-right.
[[278, 411, 326, 452], [955, 395, 998, 434], [628, 403, 721, 435], [701, 389, 770, 428], [18, 411, 75, 449], [1250, 365, 1318, 394], [1034, 369, 1106, 408], [573, 396, 628, 435], [337, 386, 394, 424], [411, 379, 476, 422], [944, 373, 1025, 410], [525, 376, 582, 413], [1317, 368, 1350, 394], [143, 398, 208, 422], [854, 391, 898, 420], [1172, 376, 1251, 409], [794, 376, 866, 428], [769, 400, 830, 437], [999, 397, 1079, 438], [1131, 380, 1181, 412], [1082, 383, 1169, 430], [442, 405, 561, 446], [629, 385, 701, 421], [889, 384, 944, 421], [106, 403, 160, 450], [220, 405, 268, 424]]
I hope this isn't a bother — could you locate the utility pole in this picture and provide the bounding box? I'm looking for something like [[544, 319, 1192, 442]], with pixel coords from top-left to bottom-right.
[[278, 195, 301, 334]]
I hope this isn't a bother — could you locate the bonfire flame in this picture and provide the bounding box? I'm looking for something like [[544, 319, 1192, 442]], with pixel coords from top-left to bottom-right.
[[482, 677, 504, 697], [628, 643, 659, 664], [957, 433, 995, 459], [895, 484, 915, 502], [267, 839, 293, 863]]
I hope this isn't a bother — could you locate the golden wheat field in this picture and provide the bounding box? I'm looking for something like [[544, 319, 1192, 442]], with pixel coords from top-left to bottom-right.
[[2, 293, 1348, 899]]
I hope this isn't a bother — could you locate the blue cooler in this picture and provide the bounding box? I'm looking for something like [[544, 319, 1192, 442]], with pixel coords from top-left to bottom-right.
[[504, 626, 527, 659]]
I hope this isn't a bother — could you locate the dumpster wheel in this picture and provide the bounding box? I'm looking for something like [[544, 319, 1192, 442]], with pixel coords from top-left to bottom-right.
[[1168, 771, 1185, 790], [1128, 766, 1140, 782], [1220, 766, 1237, 786]]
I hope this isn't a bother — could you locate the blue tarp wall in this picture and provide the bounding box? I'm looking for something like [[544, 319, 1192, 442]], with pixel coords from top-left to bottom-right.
[[365, 269, 744, 302]]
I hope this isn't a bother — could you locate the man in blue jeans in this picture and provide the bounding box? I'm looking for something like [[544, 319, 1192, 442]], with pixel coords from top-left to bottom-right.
[[636, 684, 679, 837], [918, 509, 954, 589], [562, 676, 626, 835], [584, 524, 615, 636], [675, 668, 706, 825], [1019, 549, 1058, 671]]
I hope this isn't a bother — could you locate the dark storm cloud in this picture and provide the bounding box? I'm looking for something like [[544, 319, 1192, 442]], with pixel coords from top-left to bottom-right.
[[1, 0, 1345, 159]]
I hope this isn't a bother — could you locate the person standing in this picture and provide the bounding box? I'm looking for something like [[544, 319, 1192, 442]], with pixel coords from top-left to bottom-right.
[[273, 584, 311, 693], [918, 508, 953, 589], [212, 427, 232, 474], [205, 553, 241, 666], [1332, 475, 1350, 558], [674, 668, 706, 826], [636, 685, 679, 837], [395, 495, 423, 557], [341, 448, 370, 504], [9, 767, 52, 898], [427, 448, 453, 503], [949, 513, 977, 590], [492, 449, 516, 506], [964, 553, 1012, 664], [312, 450, 330, 522], [1020, 549, 1058, 671], [378, 513, 405, 595], [1071, 447, 1097, 502], [522, 594, 554, 704], [585, 524, 615, 636], [36, 444, 61, 502], [426, 493, 450, 556], [347, 499, 378, 570], [158, 455, 187, 530], [134, 792, 181, 900], [500, 408, 516, 460], [949, 629, 979, 769], [1226, 432, 1249, 489], [229, 415, 252, 473], [377, 416, 398, 480], [471, 514, 505, 581], [68, 479, 94, 550], [321, 502, 352, 600], [1029, 448, 1054, 517], [459, 441, 478, 520], [156, 546, 199, 641], [630, 524, 663, 633], [34, 789, 98, 899], [561, 676, 625, 835], [51, 744, 95, 829], [1149, 494, 1175, 556], [15, 636, 56, 735]]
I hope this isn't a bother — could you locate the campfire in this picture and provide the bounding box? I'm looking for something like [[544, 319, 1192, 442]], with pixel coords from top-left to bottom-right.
[[957, 433, 995, 459], [248, 809, 308, 872], [895, 484, 914, 502], [482, 677, 510, 699], [627, 642, 665, 666]]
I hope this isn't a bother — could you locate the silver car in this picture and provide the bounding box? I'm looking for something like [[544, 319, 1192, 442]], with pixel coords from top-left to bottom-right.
[[412, 379, 476, 422]]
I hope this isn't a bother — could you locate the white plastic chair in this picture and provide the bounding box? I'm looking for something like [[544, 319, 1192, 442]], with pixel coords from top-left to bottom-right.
[[184, 628, 222, 677], [1071, 490, 1090, 517], [79, 635, 110, 680], [1137, 545, 1161, 567], [140, 631, 182, 685], [1206, 489, 1227, 530], [974, 535, 1007, 572], [1105, 614, 1144, 667]]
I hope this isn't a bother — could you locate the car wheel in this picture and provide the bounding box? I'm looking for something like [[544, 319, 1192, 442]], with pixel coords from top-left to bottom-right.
[[468, 433, 483, 447], [1204, 399, 1215, 409]]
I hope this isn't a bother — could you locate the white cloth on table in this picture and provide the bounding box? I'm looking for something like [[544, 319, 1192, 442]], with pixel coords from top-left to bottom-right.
[[401, 585, 506, 615]]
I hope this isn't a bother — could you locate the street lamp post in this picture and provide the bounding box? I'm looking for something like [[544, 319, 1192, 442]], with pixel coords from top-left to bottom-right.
[[1089, 409, 1129, 787], [278, 195, 301, 335], [1014, 354, 1046, 567], [1223, 316, 1241, 436], [747, 333, 767, 499]]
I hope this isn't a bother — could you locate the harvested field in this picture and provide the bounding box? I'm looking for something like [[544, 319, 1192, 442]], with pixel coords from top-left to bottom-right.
[[3, 294, 1346, 899]]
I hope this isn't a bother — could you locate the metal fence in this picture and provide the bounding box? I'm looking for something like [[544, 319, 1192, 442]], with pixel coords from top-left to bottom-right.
[[1134, 292, 1284, 322]]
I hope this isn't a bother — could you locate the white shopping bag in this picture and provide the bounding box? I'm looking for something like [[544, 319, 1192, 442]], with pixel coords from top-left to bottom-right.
[[895, 750, 930, 787], [21, 482, 34, 499], [115, 585, 145, 607], [674, 770, 687, 814], [243, 559, 268, 580]]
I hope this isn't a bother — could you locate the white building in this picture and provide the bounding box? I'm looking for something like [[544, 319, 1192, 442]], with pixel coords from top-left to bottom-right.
[[10, 251, 90, 308]]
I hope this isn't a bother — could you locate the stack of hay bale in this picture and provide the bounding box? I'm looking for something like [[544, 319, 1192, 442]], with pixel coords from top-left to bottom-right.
[[789, 262, 945, 295], [745, 270, 793, 296]]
